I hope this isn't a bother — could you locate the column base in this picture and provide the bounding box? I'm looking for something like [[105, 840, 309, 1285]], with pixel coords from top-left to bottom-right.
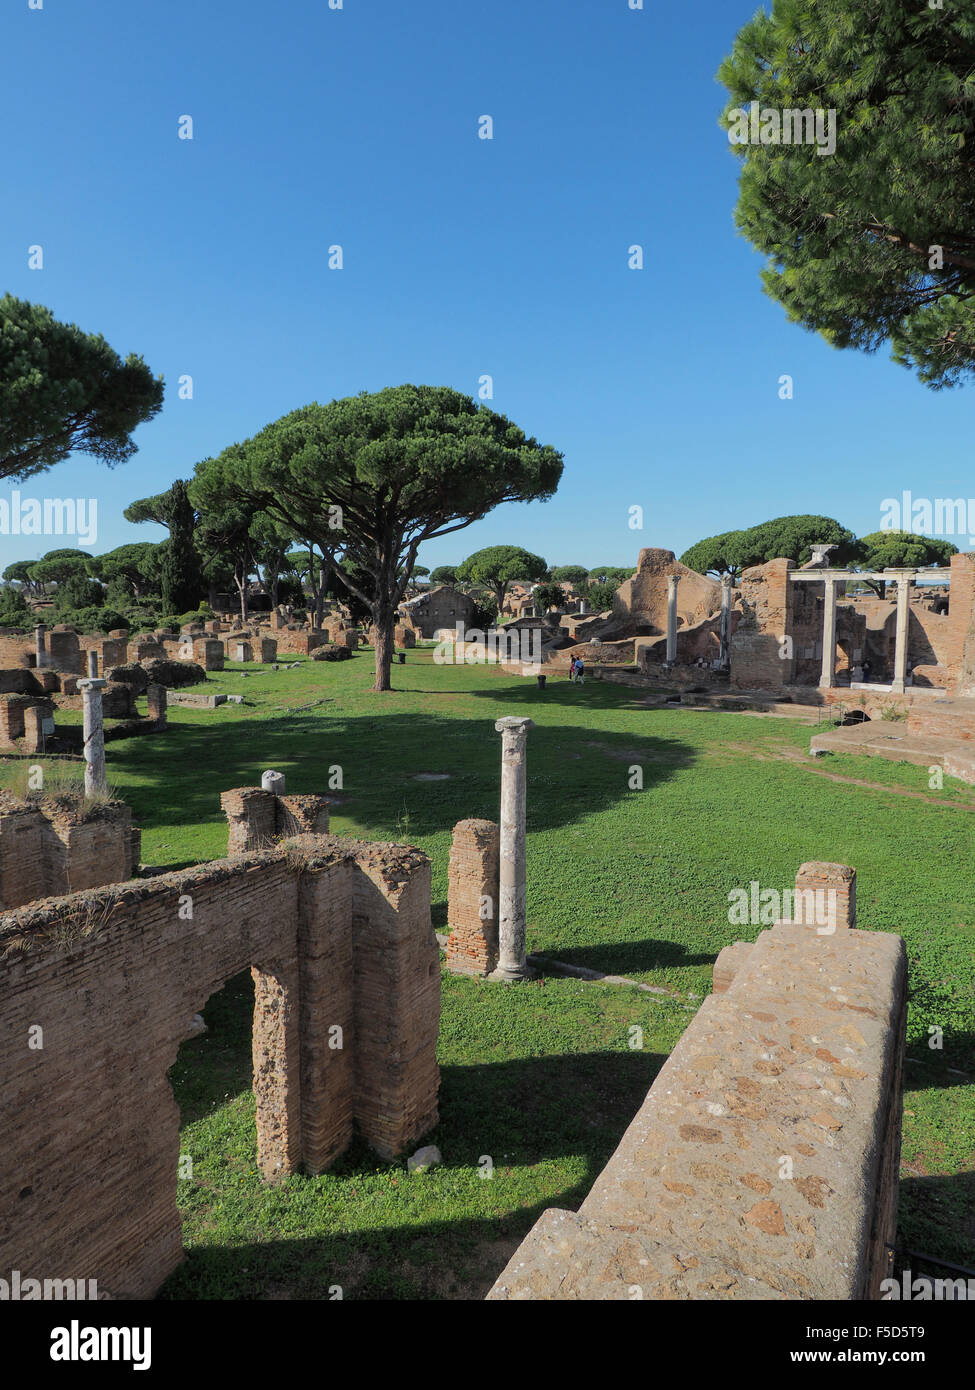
[[890, 679, 906, 693], [487, 963, 536, 983]]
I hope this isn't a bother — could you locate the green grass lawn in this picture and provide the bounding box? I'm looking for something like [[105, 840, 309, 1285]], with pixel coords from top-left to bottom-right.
[[7, 650, 973, 1296]]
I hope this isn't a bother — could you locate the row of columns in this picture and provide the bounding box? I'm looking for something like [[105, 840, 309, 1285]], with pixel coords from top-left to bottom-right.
[[817, 569, 915, 692]]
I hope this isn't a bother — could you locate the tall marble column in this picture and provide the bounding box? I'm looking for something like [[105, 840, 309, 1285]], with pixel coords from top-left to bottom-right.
[[35, 625, 48, 669], [666, 574, 679, 664], [719, 575, 733, 666], [79, 678, 108, 796], [887, 570, 914, 692], [87, 649, 99, 679], [489, 716, 535, 982], [819, 576, 839, 688]]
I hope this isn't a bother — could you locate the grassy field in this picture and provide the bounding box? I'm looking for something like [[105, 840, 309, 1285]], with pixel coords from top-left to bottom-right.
[[6, 649, 973, 1296]]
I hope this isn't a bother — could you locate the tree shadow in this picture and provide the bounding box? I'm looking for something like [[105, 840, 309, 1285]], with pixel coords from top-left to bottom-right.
[[102, 709, 696, 844], [896, 1171, 975, 1280]]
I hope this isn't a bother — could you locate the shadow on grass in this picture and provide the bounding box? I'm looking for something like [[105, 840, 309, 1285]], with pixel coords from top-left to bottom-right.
[[163, 973, 665, 1300], [537, 936, 717, 976], [896, 1170, 975, 1277], [104, 709, 696, 845]]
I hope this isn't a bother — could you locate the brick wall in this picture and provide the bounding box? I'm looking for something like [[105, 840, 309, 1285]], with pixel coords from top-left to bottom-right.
[[945, 553, 975, 694], [0, 833, 441, 1298], [731, 560, 794, 690], [488, 868, 906, 1301]]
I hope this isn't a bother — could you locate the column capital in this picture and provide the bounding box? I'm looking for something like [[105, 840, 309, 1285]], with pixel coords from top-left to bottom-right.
[[495, 716, 535, 736], [79, 678, 108, 692], [720, 573, 733, 589], [666, 572, 680, 590]]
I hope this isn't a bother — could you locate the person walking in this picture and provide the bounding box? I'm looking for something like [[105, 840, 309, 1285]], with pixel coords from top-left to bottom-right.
[[575, 657, 585, 685], [568, 653, 576, 681]]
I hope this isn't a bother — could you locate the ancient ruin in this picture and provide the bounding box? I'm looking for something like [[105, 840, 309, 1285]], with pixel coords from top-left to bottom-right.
[[0, 824, 441, 1299], [488, 864, 906, 1301]]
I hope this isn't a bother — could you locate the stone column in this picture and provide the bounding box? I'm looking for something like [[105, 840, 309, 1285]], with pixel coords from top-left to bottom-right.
[[888, 571, 914, 692], [489, 717, 534, 982], [666, 573, 679, 664], [719, 575, 733, 666], [35, 625, 47, 669], [819, 575, 839, 688], [262, 769, 287, 796], [79, 678, 108, 796], [579, 600, 589, 615], [87, 649, 99, 679]]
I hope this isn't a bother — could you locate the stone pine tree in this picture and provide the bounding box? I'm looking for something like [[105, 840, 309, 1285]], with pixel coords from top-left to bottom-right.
[[719, 1, 975, 387], [855, 531, 958, 596], [189, 386, 563, 691], [455, 546, 549, 618], [0, 295, 163, 479]]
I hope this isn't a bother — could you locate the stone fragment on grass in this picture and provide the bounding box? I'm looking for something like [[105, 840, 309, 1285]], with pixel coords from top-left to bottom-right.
[[407, 1145, 442, 1173]]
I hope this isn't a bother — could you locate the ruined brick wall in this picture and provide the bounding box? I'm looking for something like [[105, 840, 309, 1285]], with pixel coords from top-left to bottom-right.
[[730, 560, 795, 690], [612, 549, 722, 631], [445, 819, 499, 975], [945, 553, 975, 695], [400, 586, 476, 639], [0, 834, 440, 1299], [221, 787, 331, 853], [488, 868, 906, 1301], [0, 633, 33, 668], [0, 693, 53, 751], [0, 793, 139, 909]]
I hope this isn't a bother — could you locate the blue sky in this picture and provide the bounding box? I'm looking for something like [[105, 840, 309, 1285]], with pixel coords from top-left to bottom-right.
[[3, 0, 973, 575]]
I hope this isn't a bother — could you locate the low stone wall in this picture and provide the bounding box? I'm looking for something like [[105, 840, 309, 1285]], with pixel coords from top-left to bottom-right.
[[0, 832, 441, 1299], [488, 864, 906, 1301]]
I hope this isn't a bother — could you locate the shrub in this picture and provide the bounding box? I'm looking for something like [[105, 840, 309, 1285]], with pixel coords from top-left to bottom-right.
[[55, 606, 129, 635], [311, 644, 351, 662]]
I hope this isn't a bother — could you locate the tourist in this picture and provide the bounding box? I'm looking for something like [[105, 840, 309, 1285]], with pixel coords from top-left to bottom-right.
[[575, 657, 585, 685], [568, 654, 576, 681]]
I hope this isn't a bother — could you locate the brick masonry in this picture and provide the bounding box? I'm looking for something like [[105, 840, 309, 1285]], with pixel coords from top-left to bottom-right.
[[0, 792, 140, 910], [444, 819, 499, 975], [0, 833, 441, 1299]]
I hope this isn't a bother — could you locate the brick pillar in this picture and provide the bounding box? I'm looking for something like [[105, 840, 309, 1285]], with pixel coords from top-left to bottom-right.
[[22, 704, 46, 754], [947, 552, 975, 695], [146, 682, 167, 727], [251, 960, 303, 1181], [348, 845, 441, 1159], [793, 861, 856, 934], [445, 819, 500, 975], [221, 787, 278, 853]]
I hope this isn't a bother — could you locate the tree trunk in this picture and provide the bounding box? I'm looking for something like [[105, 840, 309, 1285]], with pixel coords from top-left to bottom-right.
[[315, 563, 327, 628], [372, 604, 395, 692]]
